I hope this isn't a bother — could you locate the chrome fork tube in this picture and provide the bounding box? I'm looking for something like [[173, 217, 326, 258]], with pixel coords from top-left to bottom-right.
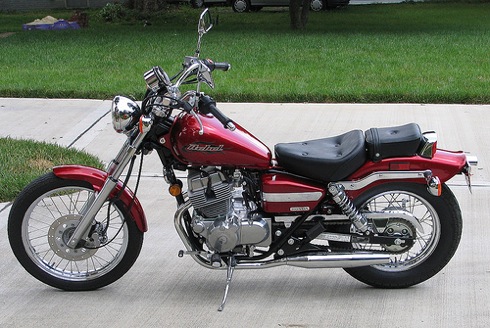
[[67, 132, 147, 248]]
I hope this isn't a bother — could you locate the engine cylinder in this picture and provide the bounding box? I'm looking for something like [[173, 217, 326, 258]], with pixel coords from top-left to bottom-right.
[[187, 168, 272, 253], [188, 168, 231, 218]]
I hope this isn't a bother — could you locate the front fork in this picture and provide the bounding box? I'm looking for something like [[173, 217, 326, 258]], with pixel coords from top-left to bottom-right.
[[67, 121, 151, 248]]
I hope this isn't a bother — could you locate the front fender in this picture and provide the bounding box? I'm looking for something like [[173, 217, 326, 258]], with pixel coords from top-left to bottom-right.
[[52, 165, 148, 232]]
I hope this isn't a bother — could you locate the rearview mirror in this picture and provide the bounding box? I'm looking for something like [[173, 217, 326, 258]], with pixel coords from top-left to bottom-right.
[[195, 9, 213, 57], [198, 8, 213, 36]]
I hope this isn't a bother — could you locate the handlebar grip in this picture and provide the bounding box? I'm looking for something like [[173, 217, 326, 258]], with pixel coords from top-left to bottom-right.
[[199, 96, 236, 131], [202, 59, 231, 72], [213, 62, 231, 71]]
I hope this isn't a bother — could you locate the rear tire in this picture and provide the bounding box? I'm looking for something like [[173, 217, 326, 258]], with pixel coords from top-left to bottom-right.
[[8, 172, 144, 290], [343, 183, 462, 288]]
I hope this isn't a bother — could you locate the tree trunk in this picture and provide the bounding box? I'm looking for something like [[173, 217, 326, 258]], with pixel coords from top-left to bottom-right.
[[289, 0, 310, 29]]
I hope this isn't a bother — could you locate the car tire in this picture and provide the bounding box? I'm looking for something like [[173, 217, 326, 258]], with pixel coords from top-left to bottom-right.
[[310, 0, 325, 11], [232, 0, 251, 12]]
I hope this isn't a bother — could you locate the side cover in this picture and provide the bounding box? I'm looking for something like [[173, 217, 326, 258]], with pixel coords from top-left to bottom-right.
[[262, 173, 325, 214], [52, 165, 148, 232]]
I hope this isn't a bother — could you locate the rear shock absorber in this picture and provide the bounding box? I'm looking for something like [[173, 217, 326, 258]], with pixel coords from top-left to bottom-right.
[[328, 183, 372, 234]]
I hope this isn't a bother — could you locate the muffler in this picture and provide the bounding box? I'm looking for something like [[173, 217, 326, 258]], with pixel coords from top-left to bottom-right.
[[283, 253, 391, 268], [235, 253, 391, 270]]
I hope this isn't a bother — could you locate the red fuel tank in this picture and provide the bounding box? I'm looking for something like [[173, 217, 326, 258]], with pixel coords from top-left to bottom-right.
[[170, 112, 272, 169]]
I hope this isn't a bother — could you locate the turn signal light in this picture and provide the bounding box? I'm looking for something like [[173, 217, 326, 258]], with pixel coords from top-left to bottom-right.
[[427, 176, 442, 196], [169, 184, 182, 196]]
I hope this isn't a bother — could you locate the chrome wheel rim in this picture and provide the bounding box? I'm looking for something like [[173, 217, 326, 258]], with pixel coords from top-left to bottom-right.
[[310, 0, 323, 11], [22, 186, 129, 281], [234, 0, 248, 12], [357, 190, 441, 272]]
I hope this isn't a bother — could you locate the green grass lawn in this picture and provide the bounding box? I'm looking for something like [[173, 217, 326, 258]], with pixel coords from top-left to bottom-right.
[[1, 2, 489, 103], [1, 2, 489, 201], [0, 138, 103, 202]]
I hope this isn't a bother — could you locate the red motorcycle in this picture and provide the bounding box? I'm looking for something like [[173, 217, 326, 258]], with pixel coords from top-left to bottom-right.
[[8, 9, 477, 311]]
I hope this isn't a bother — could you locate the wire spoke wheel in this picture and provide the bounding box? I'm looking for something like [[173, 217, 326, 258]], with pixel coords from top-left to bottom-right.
[[8, 173, 143, 290], [356, 190, 441, 272], [343, 183, 462, 288], [23, 186, 129, 281]]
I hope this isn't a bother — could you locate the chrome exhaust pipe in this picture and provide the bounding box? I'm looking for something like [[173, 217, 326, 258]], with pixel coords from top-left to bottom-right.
[[286, 253, 390, 268], [235, 253, 391, 270]]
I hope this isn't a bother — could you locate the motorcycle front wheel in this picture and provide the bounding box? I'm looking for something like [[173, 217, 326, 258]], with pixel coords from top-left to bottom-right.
[[8, 172, 144, 291], [342, 182, 462, 288]]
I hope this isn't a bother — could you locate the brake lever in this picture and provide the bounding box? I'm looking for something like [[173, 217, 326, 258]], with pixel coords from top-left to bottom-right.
[[190, 108, 205, 136]]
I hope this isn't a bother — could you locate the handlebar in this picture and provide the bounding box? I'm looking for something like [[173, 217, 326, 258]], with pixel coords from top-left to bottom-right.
[[199, 95, 236, 131], [202, 59, 231, 72]]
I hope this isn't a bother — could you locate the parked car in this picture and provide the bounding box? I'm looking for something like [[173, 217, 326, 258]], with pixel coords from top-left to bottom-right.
[[190, 0, 349, 13]]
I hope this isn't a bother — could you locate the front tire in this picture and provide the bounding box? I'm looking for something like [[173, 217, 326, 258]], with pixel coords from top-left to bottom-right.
[[343, 183, 462, 288], [8, 172, 144, 290]]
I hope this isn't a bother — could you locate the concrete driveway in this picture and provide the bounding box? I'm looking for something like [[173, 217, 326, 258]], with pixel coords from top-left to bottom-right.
[[1, 99, 489, 327]]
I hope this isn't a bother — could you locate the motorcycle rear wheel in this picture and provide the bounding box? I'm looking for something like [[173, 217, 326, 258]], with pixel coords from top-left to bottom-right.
[[342, 182, 462, 288], [8, 172, 144, 291]]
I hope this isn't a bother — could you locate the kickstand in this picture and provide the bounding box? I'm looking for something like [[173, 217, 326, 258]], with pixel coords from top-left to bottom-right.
[[218, 256, 236, 312]]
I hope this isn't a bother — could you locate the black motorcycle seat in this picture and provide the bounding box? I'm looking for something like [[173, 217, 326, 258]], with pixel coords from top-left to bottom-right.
[[274, 130, 367, 182], [365, 123, 423, 162]]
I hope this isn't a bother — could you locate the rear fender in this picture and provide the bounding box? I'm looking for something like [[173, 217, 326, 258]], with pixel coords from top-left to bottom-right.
[[52, 165, 148, 232], [343, 149, 468, 198]]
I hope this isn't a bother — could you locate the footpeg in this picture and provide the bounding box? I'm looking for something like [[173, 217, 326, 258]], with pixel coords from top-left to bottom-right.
[[211, 253, 222, 268]]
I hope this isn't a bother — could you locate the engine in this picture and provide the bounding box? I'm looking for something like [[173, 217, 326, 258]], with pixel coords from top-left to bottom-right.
[[187, 168, 271, 253]]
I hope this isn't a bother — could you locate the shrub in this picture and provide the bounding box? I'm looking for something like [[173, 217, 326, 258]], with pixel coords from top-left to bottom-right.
[[98, 3, 129, 22]]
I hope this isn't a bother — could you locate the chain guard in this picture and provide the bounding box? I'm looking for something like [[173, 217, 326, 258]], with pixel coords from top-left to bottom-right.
[[312, 219, 416, 254]]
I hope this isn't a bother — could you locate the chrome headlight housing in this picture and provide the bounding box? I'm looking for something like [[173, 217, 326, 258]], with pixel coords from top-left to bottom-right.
[[111, 96, 141, 134]]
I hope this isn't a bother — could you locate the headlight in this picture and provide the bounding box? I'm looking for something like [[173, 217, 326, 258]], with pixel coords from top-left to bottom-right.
[[111, 96, 141, 134]]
